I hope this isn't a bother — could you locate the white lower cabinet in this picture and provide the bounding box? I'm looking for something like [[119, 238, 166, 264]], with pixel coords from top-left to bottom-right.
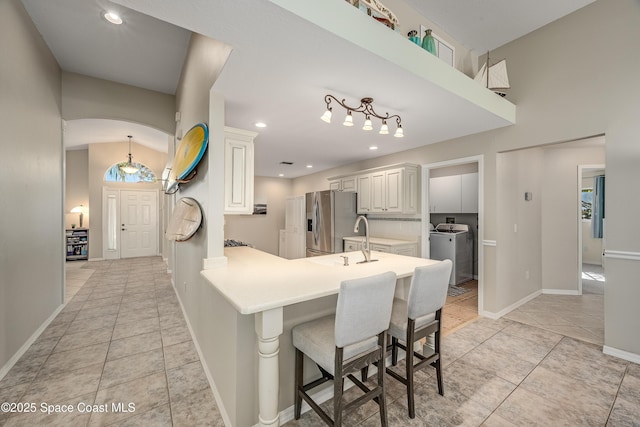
[[343, 237, 417, 257]]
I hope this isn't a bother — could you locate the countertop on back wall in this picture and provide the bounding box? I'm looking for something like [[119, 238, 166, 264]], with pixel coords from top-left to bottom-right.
[[342, 236, 417, 245]]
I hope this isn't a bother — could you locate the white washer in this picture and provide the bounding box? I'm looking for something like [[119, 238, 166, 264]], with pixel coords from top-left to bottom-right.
[[430, 223, 473, 286]]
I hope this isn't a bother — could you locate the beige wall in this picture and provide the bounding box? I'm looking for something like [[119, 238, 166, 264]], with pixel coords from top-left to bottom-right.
[[0, 0, 63, 370], [224, 176, 293, 255], [290, 0, 640, 354], [62, 72, 176, 135], [495, 148, 543, 308], [65, 149, 89, 229], [541, 144, 605, 292]]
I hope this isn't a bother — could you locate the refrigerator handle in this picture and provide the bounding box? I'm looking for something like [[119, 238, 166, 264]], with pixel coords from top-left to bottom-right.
[[312, 193, 320, 245]]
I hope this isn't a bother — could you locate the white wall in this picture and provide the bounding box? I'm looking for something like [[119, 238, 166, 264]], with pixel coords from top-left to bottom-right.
[[0, 0, 63, 371]]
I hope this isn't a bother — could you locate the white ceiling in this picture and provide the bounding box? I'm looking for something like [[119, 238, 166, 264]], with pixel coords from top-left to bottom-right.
[[21, 0, 594, 177]]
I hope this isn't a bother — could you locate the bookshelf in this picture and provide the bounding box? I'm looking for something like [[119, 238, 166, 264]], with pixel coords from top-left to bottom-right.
[[66, 228, 88, 261]]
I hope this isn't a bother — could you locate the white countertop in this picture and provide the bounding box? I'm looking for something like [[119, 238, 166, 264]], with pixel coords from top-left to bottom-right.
[[343, 236, 417, 246], [200, 247, 438, 315]]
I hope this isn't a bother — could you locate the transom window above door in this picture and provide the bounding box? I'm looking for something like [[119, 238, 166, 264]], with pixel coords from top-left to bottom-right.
[[104, 162, 156, 183]]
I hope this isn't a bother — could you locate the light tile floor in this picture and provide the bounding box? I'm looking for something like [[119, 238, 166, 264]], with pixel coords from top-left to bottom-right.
[[2, 258, 638, 426], [0, 257, 223, 426]]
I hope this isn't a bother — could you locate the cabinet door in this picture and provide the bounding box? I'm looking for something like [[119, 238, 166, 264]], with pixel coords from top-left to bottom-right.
[[357, 174, 372, 213], [385, 168, 403, 212], [224, 134, 254, 214], [341, 177, 356, 192], [344, 240, 362, 251], [403, 167, 419, 214], [370, 171, 386, 212], [429, 175, 461, 213], [393, 245, 417, 257], [461, 173, 479, 213], [371, 244, 391, 253], [329, 181, 341, 191]]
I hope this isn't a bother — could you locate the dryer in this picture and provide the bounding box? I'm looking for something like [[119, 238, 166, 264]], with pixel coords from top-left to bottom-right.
[[430, 223, 473, 286]]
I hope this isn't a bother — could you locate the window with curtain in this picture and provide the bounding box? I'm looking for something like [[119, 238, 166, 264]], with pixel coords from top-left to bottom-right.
[[591, 175, 605, 238], [581, 187, 593, 220]]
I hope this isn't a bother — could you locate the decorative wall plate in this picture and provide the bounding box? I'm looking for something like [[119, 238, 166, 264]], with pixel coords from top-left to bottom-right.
[[165, 197, 203, 242], [166, 123, 208, 193]]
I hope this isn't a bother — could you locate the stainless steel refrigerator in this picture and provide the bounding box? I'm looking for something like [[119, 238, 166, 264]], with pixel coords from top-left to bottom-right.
[[305, 190, 361, 257]]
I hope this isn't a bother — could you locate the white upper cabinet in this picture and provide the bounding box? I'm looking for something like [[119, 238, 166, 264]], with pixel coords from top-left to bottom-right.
[[356, 174, 372, 213], [329, 176, 356, 192], [461, 172, 479, 213], [329, 164, 419, 215], [224, 127, 257, 214], [429, 172, 478, 213]]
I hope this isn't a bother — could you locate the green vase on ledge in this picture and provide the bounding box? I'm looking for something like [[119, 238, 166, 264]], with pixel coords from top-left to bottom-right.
[[422, 29, 437, 56]]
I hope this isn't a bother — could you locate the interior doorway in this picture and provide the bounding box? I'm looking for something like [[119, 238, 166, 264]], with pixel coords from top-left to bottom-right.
[[578, 165, 606, 295], [103, 188, 159, 259], [422, 155, 484, 319]]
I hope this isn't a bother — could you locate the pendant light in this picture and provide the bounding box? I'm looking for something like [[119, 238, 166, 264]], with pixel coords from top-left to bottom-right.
[[120, 135, 139, 174]]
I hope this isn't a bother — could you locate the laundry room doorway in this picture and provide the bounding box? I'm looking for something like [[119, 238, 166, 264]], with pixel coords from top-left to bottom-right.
[[422, 155, 484, 327]]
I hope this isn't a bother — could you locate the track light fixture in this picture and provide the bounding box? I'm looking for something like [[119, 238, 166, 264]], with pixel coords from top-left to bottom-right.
[[320, 95, 404, 138]]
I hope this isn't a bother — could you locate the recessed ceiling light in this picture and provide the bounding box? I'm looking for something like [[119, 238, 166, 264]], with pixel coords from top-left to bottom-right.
[[255, 122, 267, 128], [369, 146, 378, 150], [306, 164, 313, 168], [103, 11, 123, 25], [278, 173, 284, 177]]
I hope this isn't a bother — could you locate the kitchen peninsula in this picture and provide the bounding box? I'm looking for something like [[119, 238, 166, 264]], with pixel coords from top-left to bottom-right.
[[201, 246, 440, 427]]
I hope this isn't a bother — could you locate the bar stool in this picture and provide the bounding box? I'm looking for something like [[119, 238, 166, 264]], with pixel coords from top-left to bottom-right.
[[386, 260, 452, 418], [293, 271, 397, 426]]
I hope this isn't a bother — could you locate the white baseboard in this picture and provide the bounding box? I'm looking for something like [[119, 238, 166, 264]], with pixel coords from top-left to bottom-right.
[[0, 303, 65, 382], [171, 283, 232, 427], [603, 345, 640, 364], [542, 289, 580, 295], [480, 289, 542, 319], [88, 257, 104, 262]]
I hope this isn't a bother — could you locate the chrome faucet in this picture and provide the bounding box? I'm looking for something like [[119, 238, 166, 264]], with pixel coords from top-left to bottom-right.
[[354, 215, 371, 263]]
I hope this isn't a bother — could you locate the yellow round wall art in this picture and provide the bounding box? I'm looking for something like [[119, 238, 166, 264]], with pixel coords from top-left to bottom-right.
[[166, 123, 208, 193]]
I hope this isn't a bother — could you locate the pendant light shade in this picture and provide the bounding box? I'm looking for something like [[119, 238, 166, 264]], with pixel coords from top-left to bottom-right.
[[343, 111, 354, 127], [120, 135, 140, 174], [362, 116, 373, 131], [379, 120, 389, 135], [320, 108, 332, 123]]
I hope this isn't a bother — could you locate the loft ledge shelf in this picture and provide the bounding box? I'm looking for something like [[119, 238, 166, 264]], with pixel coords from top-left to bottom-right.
[[270, 0, 516, 125]]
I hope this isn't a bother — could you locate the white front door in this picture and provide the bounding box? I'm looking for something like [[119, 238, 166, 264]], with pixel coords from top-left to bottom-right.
[[120, 190, 158, 258]]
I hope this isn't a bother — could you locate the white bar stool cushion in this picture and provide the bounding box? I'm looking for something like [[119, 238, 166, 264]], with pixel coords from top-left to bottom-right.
[[388, 300, 436, 339], [293, 316, 378, 376]]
